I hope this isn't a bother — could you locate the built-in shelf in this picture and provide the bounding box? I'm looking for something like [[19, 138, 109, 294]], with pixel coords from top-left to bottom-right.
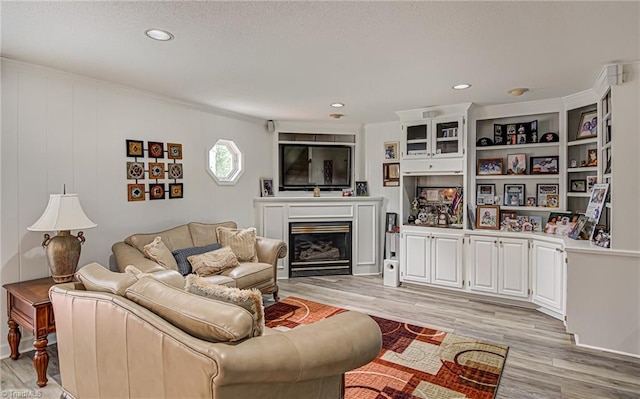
[[567, 192, 590, 198], [602, 142, 612, 150], [603, 173, 612, 179], [500, 206, 567, 212], [603, 111, 611, 120], [476, 142, 559, 151], [407, 139, 428, 143], [606, 202, 612, 209], [567, 167, 598, 173], [475, 174, 559, 180], [567, 138, 598, 147], [436, 137, 459, 142]]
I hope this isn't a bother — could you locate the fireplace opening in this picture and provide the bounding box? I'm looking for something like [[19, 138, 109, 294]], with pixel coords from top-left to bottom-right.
[[289, 221, 352, 277]]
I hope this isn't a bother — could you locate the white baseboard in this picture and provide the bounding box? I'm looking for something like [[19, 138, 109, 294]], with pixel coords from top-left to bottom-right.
[[573, 334, 640, 359], [0, 333, 57, 360]]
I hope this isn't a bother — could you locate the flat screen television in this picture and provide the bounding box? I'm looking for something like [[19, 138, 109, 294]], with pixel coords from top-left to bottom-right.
[[279, 144, 352, 191]]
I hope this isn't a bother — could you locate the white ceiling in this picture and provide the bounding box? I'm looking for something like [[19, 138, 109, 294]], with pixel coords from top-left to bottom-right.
[[2, 1, 638, 124]]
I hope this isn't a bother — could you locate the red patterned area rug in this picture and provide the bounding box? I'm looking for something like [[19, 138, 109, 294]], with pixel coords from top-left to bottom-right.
[[265, 296, 508, 399]]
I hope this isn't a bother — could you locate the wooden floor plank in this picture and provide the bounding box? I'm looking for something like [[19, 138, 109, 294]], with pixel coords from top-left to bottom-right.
[[2, 274, 638, 399]]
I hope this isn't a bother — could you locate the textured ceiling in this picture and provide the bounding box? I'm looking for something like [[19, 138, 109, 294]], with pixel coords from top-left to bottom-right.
[[2, 1, 639, 124]]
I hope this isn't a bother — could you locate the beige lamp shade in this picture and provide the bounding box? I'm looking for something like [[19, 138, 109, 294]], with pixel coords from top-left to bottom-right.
[[28, 194, 97, 232]]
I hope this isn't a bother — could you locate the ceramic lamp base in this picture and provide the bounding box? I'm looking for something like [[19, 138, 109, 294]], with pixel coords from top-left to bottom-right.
[[43, 230, 84, 283]]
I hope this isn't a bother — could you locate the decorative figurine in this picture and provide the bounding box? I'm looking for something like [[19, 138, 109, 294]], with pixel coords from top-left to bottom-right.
[[313, 186, 320, 197]]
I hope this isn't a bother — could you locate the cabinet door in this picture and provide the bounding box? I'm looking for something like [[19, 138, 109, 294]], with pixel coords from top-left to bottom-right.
[[532, 240, 565, 318], [401, 232, 431, 283], [402, 122, 430, 159], [355, 203, 377, 270], [431, 233, 463, 288], [498, 238, 529, 298], [432, 116, 464, 158], [468, 236, 498, 293]]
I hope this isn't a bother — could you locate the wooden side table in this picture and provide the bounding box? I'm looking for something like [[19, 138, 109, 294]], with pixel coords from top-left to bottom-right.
[[3, 277, 57, 387]]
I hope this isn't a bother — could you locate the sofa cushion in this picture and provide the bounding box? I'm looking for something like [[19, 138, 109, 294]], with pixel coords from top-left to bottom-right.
[[185, 274, 264, 336], [143, 237, 180, 272], [124, 265, 185, 289], [219, 262, 273, 289], [125, 277, 254, 343], [200, 274, 237, 287], [76, 262, 137, 296], [125, 224, 193, 252], [188, 221, 237, 247], [172, 243, 222, 275], [216, 226, 258, 262], [188, 246, 239, 277]]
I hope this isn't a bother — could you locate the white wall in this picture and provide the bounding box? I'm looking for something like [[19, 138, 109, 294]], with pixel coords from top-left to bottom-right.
[[363, 121, 401, 215], [0, 59, 272, 357]]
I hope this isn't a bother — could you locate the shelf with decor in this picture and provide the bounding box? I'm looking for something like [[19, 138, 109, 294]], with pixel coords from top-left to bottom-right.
[[600, 89, 612, 237], [565, 102, 598, 216]]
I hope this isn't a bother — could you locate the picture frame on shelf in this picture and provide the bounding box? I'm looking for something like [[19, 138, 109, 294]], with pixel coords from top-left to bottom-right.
[[506, 153, 527, 175], [477, 158, 504, 175], [384, 141, 399, 160], [587, 149, 598, 166], [260, 178, 274, 197], [494, 124, 504, 145], [382, 163, 400, 187], [570, 179, 587, 192], [577, 110, 598, 139], [529, 216, 543, 232], [504, 184, 525, 206], [526, 196, 536, 207], [586, 175, 597, 192], [530, 156, 559, 174], [500, 210, 517, 231], [476, 184, 495, 205], [417, 187, 457, 204], [476, 205, 500, 230], [355, 181, 369, 197], [537, 183, 559, 207]]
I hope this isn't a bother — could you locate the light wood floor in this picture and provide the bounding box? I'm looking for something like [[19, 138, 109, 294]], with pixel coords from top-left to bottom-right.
[[2, 275, 639, 398]]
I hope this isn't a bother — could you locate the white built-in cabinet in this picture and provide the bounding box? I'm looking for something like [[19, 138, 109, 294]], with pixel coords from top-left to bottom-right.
[[532, 239, 566, 319], [400, 228, 463, 288], [468, 235, 529, 298]]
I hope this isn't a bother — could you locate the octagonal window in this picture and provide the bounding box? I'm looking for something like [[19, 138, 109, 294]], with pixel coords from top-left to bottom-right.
[[207, 139, 244, 185]]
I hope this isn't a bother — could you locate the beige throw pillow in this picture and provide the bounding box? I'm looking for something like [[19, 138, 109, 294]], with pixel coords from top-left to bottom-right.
[[215, 226, 258, 262], [143, 237, 180, 272], [187, 246, 239, 277], [185, 274, 265, 336]]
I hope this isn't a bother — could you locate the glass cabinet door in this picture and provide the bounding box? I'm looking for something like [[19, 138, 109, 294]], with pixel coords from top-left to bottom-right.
[[433, 117, 463, 158], [403, 123, 429, 158]]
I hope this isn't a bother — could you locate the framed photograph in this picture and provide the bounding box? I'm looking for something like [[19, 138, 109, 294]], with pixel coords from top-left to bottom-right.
[[476, 205, 500, 230], [577, 110, 598, 139], [530, 156, 559, 174], [476, 184, 495, 205], [383, 163, 400, 187], [526, 196, 536, 207], [506, 124, 517, 145], [570, 179, 587, 192], [506, 153, 526, 175], [587, 149, 598, 166], [529, 215, 543, 232], [384, 142, 399, 160], [417, 187, 458, 204], [586, 175, 597, 192], [127, 183, 145, 202], [260, 178, 274, 197], [494, 124, 505, 145], [149, 183, 165, 200], [386, 212, 398, 232], [167, 143, 183, 160], [500, 210, 517, 231], [148, 162, 165, 179], [504, 184, 525, 206], [477, 158, 504, 175], [537, 184, 559, 207], [355, 181, 369, 197], [148, 141, 165, 158], [168, 183, 184, 199], [126, 139, 144, 158]]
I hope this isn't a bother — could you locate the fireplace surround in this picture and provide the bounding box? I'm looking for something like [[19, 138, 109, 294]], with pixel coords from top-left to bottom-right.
[[289, 221, 352, 277]]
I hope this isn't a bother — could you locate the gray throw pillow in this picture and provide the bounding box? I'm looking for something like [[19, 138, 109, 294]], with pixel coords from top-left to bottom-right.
[[172, 243, 221, 275]]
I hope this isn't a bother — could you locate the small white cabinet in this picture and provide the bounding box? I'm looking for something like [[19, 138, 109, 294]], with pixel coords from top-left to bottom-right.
[[401, 116, 464, 160], [400, 228, 463, 288], [532, 239, 566, 319], [468, 235, 529, 298]]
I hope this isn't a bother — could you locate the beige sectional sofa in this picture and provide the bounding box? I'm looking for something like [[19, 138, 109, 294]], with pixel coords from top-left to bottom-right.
[[50, 264, 382, 399], [112, 221, 286, 300]]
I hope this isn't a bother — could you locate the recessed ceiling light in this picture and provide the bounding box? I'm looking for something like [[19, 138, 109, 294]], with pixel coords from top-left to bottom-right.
[[329, 113, 344, 119], [508, 88, 529, 96], [145, 29, 174, 41], [452, 83, 471, 90], [330, 103, 345, 108]]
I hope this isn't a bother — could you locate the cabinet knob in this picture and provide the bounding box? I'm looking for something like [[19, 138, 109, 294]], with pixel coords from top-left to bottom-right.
[[429, 164, 433, 169]]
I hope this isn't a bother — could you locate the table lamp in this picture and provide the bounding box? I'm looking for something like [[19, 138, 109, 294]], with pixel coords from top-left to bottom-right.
[[28, 192, 97, 283]]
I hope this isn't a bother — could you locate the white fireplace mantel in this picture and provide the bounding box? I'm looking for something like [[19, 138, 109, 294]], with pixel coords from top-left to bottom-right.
[[253, 196, 383, 279]]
